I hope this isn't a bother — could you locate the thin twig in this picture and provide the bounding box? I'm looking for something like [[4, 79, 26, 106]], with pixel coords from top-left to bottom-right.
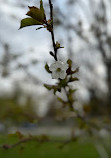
[[49, 0, 58, 61], [0, 137, 72, 150]]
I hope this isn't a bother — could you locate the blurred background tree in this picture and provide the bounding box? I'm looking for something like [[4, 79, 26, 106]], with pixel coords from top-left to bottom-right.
[[53, 0, 111, 114], [0, 0, 111, 129], [0, 1, 111, 157]]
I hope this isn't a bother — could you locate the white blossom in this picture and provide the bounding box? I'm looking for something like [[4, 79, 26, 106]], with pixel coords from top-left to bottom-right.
[[49, 61, 68, 79]]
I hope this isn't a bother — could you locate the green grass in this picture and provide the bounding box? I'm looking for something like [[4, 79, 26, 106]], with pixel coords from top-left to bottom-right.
[[0, 135, 100, 158]]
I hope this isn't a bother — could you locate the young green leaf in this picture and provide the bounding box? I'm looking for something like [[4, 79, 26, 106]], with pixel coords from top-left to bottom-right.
[[44, 84, 53, 90], [19, 18, 42, 29], [58, 78, 67, 88], [73, 67, 79, 74], [40, 0, 46, 20], [40, 0, 44, 10], [44, 84, 61, 94], [57, 97, 65, 104], [45, 64, 51, 73], [67, 59, 72, 67], [69, 77, 79, 82], [26, 6, 45, 23], [55, 41, 60, 48]]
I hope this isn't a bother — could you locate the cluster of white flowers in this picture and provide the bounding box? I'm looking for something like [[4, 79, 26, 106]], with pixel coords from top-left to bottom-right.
[[49, 61, 68, 79]]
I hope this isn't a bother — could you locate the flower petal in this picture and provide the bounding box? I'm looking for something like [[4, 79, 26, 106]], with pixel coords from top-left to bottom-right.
[[59, 71, 67, 79], [49, 63, 57, 71], [52, 71, 59, 79], [50, 61, 68, 79], [61, 63, 68, 71], [55, 61, 63, 68]]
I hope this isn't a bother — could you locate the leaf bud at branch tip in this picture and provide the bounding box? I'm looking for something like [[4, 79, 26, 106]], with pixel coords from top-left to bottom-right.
[[49, 51, 54, 57]]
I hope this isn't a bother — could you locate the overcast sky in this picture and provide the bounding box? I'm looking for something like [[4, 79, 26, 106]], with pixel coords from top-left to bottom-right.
[[0, 0, 70, 97], [0, 0, 71, 115]]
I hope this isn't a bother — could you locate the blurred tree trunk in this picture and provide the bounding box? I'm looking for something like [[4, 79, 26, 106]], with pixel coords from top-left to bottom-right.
[[106, 60, 111, 105]]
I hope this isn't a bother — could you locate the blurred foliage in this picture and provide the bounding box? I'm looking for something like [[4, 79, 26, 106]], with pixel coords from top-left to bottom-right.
[[0, 95, 38, 126]]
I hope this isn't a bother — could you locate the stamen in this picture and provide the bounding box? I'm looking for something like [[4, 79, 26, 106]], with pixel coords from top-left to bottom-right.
[[56, 68, 61, 72]]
